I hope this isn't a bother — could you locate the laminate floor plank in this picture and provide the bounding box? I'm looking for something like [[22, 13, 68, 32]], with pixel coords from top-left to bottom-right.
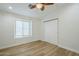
[[0, 40, 79, 56]]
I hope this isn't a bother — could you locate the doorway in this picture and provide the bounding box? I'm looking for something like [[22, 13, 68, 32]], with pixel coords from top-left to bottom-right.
[[43, 18, 58, 45]]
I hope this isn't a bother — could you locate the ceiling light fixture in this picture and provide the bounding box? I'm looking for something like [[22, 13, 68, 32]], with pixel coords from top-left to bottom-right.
[[36, 4, 43, 9], [28, 3, 54, 11]]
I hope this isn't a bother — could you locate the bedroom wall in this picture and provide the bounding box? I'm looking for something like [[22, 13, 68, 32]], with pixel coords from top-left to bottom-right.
[[58, 3, 79, 53], [0, 11, 42, 49], [42, 3, 79, 53]]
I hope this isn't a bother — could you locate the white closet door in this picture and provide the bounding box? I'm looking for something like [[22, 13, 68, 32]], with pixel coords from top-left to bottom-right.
[[44, 20, 58, 45]]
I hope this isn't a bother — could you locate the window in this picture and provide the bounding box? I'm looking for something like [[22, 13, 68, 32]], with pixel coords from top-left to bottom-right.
[[16, 20, 32, 38]]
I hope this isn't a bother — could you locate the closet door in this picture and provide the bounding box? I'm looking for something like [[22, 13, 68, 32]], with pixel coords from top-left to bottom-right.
[[44, 20, 58, 45]]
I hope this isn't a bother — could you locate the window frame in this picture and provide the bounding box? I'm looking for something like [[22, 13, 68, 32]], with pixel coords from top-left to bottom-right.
[[15, 20, 32, 38]]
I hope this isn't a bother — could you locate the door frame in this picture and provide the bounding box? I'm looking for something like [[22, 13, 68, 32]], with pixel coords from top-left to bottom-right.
[[43, 18, 59, 45]]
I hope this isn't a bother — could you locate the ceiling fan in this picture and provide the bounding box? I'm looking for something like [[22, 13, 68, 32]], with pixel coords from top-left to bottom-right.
[[28, 3, 54, 11]]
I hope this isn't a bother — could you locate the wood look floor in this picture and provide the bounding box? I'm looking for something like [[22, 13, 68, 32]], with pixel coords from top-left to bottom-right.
[[0, 40, 79, 56]]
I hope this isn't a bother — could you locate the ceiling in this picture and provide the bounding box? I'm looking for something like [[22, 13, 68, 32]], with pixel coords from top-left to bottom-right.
[[0, 3, 72, 19]]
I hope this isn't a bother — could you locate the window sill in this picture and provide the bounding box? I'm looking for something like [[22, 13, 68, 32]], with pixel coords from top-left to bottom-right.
[[14, 35, 32, 39]]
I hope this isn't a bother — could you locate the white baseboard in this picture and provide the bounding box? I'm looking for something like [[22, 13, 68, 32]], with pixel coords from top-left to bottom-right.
[[41, 40, 79, 53], [58, 45, 79, 54], [41, 40, 58, 46], [0, 40, 38, 50]]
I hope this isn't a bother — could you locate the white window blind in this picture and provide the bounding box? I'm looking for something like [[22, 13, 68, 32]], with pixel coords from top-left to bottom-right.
[[16, 20, 32, 38]]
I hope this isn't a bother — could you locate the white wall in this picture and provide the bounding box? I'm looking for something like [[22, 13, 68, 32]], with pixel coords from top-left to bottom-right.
[[59, 4, 79, 53], [42, 3, 79, 53], [0, 11, 42, 49]]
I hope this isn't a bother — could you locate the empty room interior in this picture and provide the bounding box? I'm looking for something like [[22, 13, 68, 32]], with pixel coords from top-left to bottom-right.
[[0, 3, 79, 56]]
